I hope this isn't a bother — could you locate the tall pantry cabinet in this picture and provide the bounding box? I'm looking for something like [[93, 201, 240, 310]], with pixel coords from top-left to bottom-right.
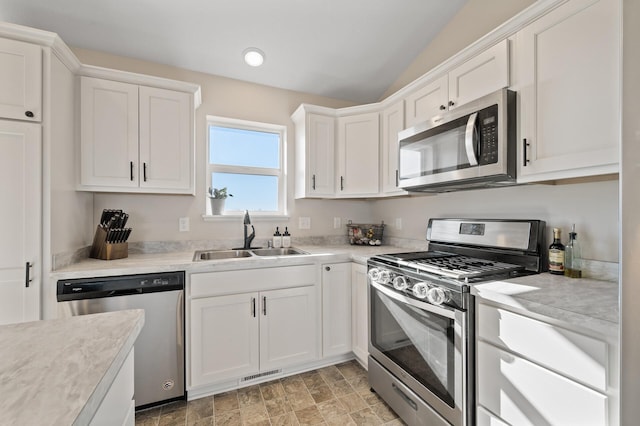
[[0, 38, 42, 324]]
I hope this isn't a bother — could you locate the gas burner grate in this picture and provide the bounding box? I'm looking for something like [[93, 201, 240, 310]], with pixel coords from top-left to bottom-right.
[[411, 255, 524, 280]]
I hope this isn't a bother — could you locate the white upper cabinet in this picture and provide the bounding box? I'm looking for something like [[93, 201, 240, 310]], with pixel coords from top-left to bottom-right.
[[0, 121, 41, 325], [292, 106, 336, 198], [380, 100, 408, 196], [514, 0, 620, 182], [336, 112, 380, 197], [405, 40, 509, 128], [80, 76, 195, 194], [0, 38, 42, 122]]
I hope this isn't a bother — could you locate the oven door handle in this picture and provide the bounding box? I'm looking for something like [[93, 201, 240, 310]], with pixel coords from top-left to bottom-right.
[[464, 112, 479, 166], [370, 280, 460, 321]]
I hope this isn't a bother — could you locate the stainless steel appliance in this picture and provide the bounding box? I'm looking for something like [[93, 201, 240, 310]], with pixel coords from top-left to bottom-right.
[[57, 271, 185, 408], [367, 218, 545, 426], [398, 89, 516, 193]]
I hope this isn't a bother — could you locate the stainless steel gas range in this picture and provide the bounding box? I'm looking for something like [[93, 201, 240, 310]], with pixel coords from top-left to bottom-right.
[[367, 218, 546, 426]]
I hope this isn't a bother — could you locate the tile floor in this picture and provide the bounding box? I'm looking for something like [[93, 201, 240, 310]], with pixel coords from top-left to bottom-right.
[[135, 360, 406, 426]]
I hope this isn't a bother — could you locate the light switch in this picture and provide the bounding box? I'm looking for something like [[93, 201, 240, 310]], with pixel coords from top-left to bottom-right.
[[179, 217, 189, 232], [333, 217, 341, 229], [395, 218, 402, 230], [299, 217, 311, 229]]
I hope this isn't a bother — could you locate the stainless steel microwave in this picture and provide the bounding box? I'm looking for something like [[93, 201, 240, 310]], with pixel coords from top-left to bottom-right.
[[398, 89, 516, 193]]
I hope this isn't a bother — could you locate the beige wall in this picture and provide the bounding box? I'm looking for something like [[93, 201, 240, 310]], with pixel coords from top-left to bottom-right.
[[381, 0, 535, 99], [72, 48, 374, 247]]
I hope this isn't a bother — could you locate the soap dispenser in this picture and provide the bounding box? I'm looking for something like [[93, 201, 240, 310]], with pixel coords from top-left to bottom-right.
[[282, 227, 291, 248], [272, 227, 282, 248]]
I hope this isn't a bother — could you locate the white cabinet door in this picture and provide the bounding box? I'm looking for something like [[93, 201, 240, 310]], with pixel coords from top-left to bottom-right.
[[336, 112, 380, 197], [80, 77, 139, 188], [515, 0, 620, 182], [351, 263, 369, 368], [477, 341, 608, 426], [0, 121, 41, 325], [404, 40, 509, 127], [190, 293, 259, 386], [260, 286, 319, 371], [380, 100, 408, 196], [139, 86, 192, 191], [448, 40, 509, 110], [404, 75, 448, 128], [293, 109, 336, 198], [0, 38, 41, 122], [322, 263, 352, 357]]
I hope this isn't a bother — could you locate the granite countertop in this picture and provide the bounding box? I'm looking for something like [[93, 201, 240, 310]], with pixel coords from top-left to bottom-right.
[[472, 273, 619, 339], [51, 244, 409, 279], [0, 309, 144, 425]]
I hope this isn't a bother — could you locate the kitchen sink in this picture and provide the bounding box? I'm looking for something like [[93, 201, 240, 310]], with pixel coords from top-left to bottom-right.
[[193, 249, 253, 261], [251, 247, 308, 256], [193, 247, 309, 261]]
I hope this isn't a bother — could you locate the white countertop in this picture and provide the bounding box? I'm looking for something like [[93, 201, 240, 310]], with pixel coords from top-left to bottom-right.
[[0, 309, 144, 425], [473, 273, 618, 339], [51, 244, 618, 340]]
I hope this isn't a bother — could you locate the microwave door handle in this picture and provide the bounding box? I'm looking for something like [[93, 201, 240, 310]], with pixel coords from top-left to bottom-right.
[[464, 112, 479, 166]]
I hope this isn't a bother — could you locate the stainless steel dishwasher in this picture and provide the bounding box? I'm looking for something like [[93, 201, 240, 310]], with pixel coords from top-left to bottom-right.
[[56, 271, 185, 408]]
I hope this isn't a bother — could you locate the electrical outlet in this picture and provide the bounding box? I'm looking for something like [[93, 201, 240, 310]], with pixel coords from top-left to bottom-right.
[[395, 218, 402, 230], [179, 217, 189, 232], [333, 217, 341, 229], [299, 217, 311, 229]]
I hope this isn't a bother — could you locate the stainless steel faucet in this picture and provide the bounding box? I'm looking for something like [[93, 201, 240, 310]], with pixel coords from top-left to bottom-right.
[[243, 210, 255, 249]]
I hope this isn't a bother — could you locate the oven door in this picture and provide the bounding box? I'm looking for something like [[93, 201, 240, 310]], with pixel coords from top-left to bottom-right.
[[368, 280, 470, 426]]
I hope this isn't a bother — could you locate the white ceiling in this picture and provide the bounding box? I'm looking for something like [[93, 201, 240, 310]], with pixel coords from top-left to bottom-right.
[[1, 0, 468, 103]]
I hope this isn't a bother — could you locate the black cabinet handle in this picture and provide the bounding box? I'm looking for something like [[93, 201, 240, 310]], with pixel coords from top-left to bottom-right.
[[130, 161, 134, 181], [25, 262, 32, 288], [448, 100, 455, 107], [262, 296, 267, 315], [439, 105, 446, 111], [312, 174, 316, 190], [143, 162, 147, 182], [340, 176, 344, 191], [395, 170, 399, 187], [523, 138, 530, 167], [325, 266, 331, 271], [252, 297, 256, 317], [25, 111, 34, 118]]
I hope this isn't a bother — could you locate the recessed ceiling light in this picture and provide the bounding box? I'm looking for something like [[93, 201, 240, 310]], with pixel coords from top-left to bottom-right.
[[243, 48, 265, 67]]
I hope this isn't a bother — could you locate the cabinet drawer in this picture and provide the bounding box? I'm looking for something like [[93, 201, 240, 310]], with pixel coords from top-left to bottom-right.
[[190, 264, 317, 297], [477, 302, 607, 391], [478, 341, 607, 426]]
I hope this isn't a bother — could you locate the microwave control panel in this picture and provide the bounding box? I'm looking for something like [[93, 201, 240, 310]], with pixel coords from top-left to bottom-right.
[[478, 104, 499, 165]]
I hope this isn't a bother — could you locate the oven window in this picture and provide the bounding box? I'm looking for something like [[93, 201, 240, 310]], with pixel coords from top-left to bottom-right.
[[370, 286, 455, 407]]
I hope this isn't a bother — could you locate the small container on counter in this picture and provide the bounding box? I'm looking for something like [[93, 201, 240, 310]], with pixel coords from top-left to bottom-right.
[[272, 227, 282, 248], [548, 227, 565, 275], [564, 224, 582, 278], [282, 227, 291, 248]]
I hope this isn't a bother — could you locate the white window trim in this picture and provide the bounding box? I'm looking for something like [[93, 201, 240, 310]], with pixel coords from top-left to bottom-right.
[[205, 115, 287, 217]]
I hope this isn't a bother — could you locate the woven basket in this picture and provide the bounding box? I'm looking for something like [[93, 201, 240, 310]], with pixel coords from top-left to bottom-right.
[[347, 221, 384, 245]]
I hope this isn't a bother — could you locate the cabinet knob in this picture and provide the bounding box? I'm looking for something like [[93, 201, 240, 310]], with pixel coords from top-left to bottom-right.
[[325, 266, 331, 271], [25, 111, 34, 118], [448, 100, 455, 107], [439, 105, 446, 110]]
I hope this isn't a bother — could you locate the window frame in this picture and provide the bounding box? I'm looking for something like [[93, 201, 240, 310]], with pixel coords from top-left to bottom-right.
[[206, 115, 287, 217]]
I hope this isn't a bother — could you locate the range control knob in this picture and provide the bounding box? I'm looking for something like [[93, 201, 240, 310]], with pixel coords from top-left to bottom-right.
[[392, 276, 408, 291], [426, 287, 449, 305], [367, 268, 381, 282], [377, 269, 392, 284], [412, 282, 429, 299]]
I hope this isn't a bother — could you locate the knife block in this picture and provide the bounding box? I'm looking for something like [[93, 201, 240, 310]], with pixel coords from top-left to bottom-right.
[[90, 226, 128, 260]]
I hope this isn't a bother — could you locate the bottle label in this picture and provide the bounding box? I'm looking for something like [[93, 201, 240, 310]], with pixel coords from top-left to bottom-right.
[[549, 249, 565, 272]]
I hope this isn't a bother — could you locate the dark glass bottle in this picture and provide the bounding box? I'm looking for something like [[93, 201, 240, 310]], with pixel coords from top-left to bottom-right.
[[548, 228, 565, 275]]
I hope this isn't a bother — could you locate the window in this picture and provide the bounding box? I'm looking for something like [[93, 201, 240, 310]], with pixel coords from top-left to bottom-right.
[[207, 116, 286, 215]]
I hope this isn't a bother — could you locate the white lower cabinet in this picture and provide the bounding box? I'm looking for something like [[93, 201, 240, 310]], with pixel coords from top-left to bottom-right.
[[476, 301, 616, 425], [351, 263, 369, 368], [90, 348, 135, 426], [189, 265, 319, 388], [321, 263, 352, 357]]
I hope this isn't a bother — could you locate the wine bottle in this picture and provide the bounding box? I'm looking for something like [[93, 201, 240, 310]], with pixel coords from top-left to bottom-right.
[[549, 228, 565, 275], [564, 224, 582, 278]]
